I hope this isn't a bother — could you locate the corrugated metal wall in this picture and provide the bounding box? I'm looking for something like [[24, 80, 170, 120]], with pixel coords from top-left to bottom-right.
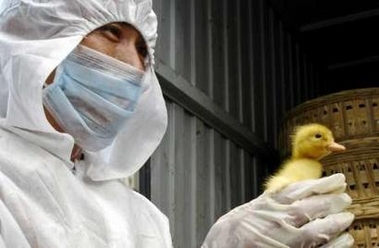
[[148, 0, 325, 247]]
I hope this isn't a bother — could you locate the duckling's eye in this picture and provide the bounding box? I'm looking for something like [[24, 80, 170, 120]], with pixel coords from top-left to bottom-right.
[[315, 133, 322, 139]]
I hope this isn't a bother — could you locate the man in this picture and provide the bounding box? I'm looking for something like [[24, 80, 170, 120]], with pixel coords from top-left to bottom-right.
[[0, 0, 354, 247]]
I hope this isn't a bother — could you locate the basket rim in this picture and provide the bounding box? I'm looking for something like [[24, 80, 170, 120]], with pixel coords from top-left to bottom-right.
[[284, 87, 379, 120]]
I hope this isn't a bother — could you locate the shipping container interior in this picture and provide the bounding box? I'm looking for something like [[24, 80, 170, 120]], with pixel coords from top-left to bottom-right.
[[139, 0, 379, 247], [270, 0, 379, 95]]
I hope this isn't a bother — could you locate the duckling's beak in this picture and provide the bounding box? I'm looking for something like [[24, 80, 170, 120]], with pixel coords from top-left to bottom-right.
[[327, 142, 346, 152]]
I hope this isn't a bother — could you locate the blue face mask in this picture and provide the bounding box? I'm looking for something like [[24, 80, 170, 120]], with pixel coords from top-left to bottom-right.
[[43, 45, 145, 151]]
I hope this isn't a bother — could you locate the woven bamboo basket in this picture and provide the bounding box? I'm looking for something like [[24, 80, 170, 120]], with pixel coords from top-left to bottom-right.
[[322, 139, 379, 247], [278, 88, 379, 247], [279, 88, 379, 157]]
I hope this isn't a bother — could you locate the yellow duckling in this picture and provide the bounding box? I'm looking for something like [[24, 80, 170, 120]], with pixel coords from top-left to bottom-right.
[[264, 123, 346, 193]]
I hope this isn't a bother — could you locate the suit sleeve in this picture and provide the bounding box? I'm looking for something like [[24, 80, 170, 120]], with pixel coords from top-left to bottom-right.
[[0, 199, 30, 248]]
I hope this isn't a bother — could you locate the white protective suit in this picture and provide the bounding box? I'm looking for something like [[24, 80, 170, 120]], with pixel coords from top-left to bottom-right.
[[0, 0, 172, 247]]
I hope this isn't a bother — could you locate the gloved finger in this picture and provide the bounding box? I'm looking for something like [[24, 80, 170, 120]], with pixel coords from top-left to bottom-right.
[[285, 193, 352, 227], [321, 233, 354, 248], [274, 173, 347, 204], [299, 212, 354, 247]]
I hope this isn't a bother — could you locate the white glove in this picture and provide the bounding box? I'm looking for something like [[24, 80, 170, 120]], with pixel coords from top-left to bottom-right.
[[202, 173, 355, 248]]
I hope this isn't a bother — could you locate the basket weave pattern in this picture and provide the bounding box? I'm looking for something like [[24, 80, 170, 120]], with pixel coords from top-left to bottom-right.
[[279, 88, 379, 247]]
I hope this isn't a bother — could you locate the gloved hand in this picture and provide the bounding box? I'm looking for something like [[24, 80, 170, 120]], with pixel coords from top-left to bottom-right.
[[202, 173, 355, 248]]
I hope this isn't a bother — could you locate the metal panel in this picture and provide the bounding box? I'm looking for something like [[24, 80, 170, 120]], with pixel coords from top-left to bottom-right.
[[268, 8, 278, 147], [294, 42, 302, 104], [225, 0, 240, 120], [286, 34, 295, 110], [155, 60, 272, 159], [213, 131, 230, 213], [247, 0, 256, 132], [278, 21, 287, 122], [239, 0, 253, 129], [208, 1, 229, 106], [194, 120, 212, 247], [194, 0, 210, 93], [220, 0, 228, 109], [153, 0, 171, 64], [302, 54, 309, 100], [257, 0, 269, 141]]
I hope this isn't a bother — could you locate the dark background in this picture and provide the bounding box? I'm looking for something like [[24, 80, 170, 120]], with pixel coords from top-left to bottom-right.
[[269, 0, 379, 94]]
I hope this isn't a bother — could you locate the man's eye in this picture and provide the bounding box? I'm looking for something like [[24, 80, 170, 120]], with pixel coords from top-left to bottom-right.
[[100, 25, 122, 41], [137, 43, 148, 58]]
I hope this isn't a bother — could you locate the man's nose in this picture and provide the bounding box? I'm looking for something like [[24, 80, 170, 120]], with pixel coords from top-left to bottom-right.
[[116, 45, 145, 71]]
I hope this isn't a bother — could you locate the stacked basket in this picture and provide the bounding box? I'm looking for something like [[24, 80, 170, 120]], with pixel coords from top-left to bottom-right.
[[278, 88, 379, 248]]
